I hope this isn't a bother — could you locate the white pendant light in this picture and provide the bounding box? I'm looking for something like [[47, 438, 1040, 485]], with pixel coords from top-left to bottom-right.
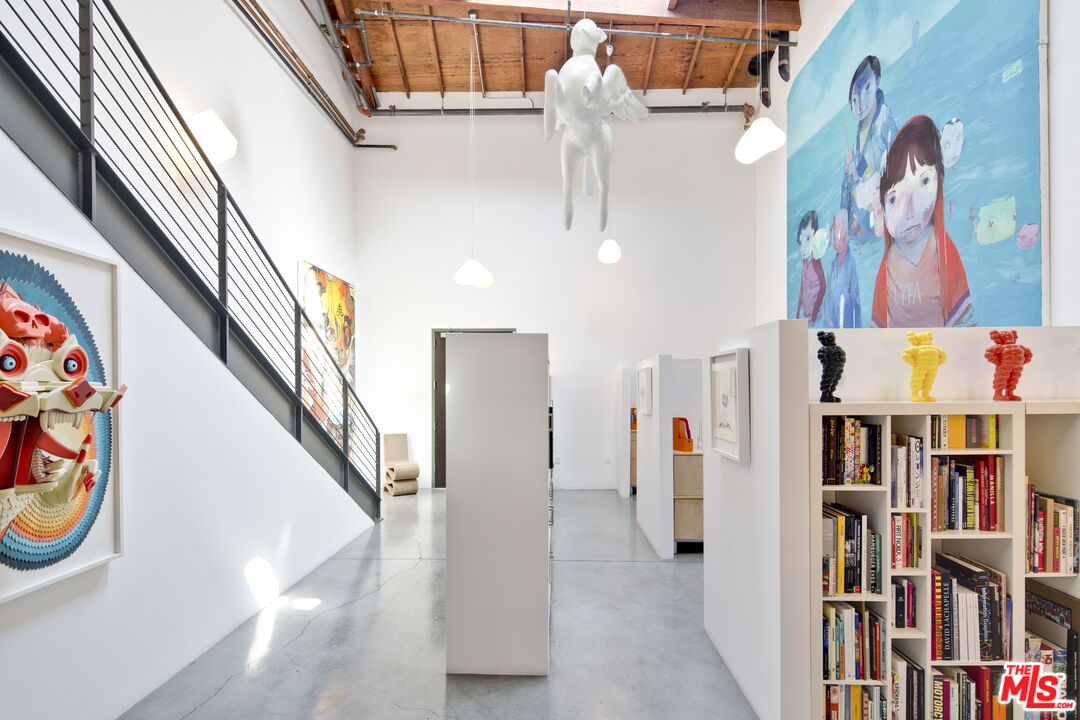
[[734, 0, 787, 164], [597, 237, 622, 264], [454, 258, 494, 288], [735, 116, 786, 164]]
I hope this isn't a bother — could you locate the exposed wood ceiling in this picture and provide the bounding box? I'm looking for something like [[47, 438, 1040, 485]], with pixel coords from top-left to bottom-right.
[[324, 0, 800, 109]]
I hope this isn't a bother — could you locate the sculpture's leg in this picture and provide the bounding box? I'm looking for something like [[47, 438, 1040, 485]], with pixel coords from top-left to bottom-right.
[[909, 368, 924, 402], [592, 124, 613, 232], [922, 368, 938, 402], [992, 365, 1009, 401], [561, 137, 583, 230], [583, 158, 595, 198], [1005, 369, 1022, 401]]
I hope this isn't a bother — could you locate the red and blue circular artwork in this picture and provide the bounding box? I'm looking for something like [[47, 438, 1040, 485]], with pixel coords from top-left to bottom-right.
[[0, 250, 124, 570]]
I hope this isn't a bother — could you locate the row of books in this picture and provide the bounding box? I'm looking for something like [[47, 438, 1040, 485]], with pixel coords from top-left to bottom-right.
[[1026, 480, 1079, 574], [894, 578, 918, 629], [1025, 581, 1080, 718], [892, 434, 924, 509], [930, 456, 1006, 533], [823, 602, 887, 682], [930, 666, 1008, 720], [823, 503, 883, 596], [823, 416, 882, 485], [892, 513, 923, 569], [892, 649, 926, 720], [930, 414, 1000, 450], [823, 685, 886, 720], [931, 553, 1010, 662]]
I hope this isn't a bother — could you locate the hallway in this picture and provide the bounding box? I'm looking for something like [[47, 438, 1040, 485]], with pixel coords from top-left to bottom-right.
[[122, 491, 756, 719]]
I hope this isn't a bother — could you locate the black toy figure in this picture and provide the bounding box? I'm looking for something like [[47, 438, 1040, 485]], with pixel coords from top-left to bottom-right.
[[817, 331, 846, 403]]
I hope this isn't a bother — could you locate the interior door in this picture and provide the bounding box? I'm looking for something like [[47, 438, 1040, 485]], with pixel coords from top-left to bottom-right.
[[432, 328, 514, 488]]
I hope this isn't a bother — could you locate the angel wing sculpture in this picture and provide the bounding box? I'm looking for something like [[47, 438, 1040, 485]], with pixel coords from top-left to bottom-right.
[[544, 19, 648, 231]]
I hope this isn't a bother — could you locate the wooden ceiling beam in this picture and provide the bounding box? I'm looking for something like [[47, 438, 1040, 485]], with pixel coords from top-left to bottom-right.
[[398, 0, 800, 31], [722, 28, 753, 93], [383, 2, 411, 97], [641, 22, 658, 95], [681, 24, 703, 94], [425, 5, 445, 97], [518, 14, 526, 97]]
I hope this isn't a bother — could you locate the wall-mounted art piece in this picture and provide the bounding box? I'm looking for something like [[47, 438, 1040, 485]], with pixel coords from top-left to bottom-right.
[[637, 366, 652, 416], [787, 0, 1045, 328], [711, 349, 749, 463], [299, 261, 355, 446], [0, 233, 125, 604], [544, 18, 648, 231]]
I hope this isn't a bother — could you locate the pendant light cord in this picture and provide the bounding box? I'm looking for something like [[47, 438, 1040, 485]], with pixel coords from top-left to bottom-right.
[[468, 39, 477, 259]]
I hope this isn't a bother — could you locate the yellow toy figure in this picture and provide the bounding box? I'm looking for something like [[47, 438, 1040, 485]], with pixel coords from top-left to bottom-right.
[[901, 331, 946, 402]]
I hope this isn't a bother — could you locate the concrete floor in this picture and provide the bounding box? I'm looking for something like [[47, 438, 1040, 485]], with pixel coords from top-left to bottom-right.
[[121, 490, 757, 720]]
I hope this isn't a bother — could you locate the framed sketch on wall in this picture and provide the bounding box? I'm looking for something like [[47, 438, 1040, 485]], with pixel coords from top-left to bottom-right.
[[711, 349, 749, 463], [0, 232, 125, 604], [637, 366, 652, 416]]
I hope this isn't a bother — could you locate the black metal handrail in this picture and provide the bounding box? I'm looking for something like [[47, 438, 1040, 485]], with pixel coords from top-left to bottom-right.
[[0, 0, 380, 513]]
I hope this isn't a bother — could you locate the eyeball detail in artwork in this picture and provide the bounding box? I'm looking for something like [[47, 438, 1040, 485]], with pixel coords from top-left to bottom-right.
[[0, 341, 28, 378], [52, 336, 88, 380]]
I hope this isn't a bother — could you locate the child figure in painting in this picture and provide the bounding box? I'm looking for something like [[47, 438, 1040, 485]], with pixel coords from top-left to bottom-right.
[[795, 210, 827, 326], [902, 330, 946, 402], [824, 209, 861, 328], [871, 115, 974, 327], [841, 55, 897, 249]]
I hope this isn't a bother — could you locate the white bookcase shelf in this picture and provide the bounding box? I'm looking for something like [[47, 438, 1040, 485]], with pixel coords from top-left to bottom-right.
[[810, 401, 1035, 719]]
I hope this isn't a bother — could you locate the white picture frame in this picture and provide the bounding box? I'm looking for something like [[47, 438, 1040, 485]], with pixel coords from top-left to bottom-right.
[[711, 348, 750, 463], [0, 230, 123, 604], [637, 366, 653, 416]]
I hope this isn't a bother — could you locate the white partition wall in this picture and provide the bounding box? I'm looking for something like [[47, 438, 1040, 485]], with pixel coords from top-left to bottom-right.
[[445, 332, 550, 676], [635, 355, 703, 559], [703, 320, 810, 720], [615, 368, 636, 499]]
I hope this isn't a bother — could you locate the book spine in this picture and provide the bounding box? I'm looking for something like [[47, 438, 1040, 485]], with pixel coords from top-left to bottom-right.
[[932, 570, 943, 660], [977, 585, 992, 660], [931, 456, 940, 530], [965, 466, 976, 531], [941, 574, 954, 661], [911, 437, 923, 508], [932, 672, 944, 720], [1037, 511, 1045, 572], [987, 458, 997, 533]]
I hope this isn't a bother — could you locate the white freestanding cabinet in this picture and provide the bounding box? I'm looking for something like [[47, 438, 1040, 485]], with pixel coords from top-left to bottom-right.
[[445, 332, 550, 675]]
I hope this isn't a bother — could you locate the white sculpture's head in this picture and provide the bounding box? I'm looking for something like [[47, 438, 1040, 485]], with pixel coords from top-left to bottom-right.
[[570, 18, 606, 55], [940, 118, 964, 169]]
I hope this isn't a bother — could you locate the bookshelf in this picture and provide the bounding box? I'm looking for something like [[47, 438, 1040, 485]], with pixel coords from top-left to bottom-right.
[[810, 402, 1026, 720]]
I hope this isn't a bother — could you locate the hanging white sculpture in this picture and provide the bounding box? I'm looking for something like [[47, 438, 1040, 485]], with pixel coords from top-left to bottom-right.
[[544, 19, 647, 231]]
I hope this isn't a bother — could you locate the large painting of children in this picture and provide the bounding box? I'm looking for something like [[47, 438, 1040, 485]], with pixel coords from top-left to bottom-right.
[[787, 0, 1043, 327]]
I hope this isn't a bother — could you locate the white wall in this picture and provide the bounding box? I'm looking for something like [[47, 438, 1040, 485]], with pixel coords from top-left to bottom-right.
[[0, 128, 371, 720], [615, 367, 634, 498], [703, 320, 809, 720], [110, 0, 362, 282], [755, 0, 1079, 325], [351, 114, 758, 489]]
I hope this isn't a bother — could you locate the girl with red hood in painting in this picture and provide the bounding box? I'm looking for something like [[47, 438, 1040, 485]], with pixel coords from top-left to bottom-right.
[[871, 115, 974, 328]]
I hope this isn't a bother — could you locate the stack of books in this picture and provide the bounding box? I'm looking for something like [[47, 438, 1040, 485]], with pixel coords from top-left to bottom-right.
[[822, 416, 882, 485], [893, 578, 917, 630], [1026, 480, 1079, 574], [823, 684, 886, 720], [1025, 580, 1079, 718], [930, 456, 1005, 532], [890, 433, 924, 508], [823, 602, 887, 682], [930, 666, 1008, 719], [891, 513, 922, 569], [931, 414, 1000, 450], [891, 649, 925, 720], [823, 503, 882, 596], [930, 553, 1010, 662]]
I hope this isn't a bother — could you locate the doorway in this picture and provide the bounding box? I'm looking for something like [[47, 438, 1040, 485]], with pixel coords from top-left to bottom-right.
[[431, 328, 515, 488]]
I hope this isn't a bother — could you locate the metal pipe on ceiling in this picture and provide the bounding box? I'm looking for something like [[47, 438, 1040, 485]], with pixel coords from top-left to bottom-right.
[[369, 102, 746, 117], [339, 9, 797, 47]]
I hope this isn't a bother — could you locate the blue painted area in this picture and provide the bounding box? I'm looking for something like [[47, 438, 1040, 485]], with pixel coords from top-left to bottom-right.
[[786, 0, 1042, 326], [0, 251, 114, 570]]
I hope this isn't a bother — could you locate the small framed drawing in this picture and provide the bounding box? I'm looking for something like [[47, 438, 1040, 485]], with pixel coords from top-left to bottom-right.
[[636, 366, 653, 416], [710, 348, 749, 462]]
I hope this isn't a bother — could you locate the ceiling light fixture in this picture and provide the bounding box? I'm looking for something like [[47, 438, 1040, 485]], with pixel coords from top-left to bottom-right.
[[734, 0, 786, 165], [454, 38, 494, 288], [597, 237, 622, 264], [189, 109, 238, 165]]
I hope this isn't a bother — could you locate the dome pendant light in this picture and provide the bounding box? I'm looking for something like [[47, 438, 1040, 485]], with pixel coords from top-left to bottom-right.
[[597, 237, 622, 264], [735, 0, 786, 165], [455, 38, 494, 288]]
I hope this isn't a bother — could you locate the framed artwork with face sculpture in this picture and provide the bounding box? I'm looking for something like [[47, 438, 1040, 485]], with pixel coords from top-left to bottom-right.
[[0, 231, 125, 604]]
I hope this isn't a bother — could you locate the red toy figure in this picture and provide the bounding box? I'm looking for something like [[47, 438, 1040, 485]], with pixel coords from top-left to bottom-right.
[[984, 330, 1032, 401]]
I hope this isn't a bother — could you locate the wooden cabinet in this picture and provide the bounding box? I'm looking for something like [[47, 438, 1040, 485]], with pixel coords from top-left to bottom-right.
[[673, 451, 703, 541]]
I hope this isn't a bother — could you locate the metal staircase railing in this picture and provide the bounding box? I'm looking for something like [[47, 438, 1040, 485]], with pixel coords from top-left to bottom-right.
[[0, 0, 380, 519]]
